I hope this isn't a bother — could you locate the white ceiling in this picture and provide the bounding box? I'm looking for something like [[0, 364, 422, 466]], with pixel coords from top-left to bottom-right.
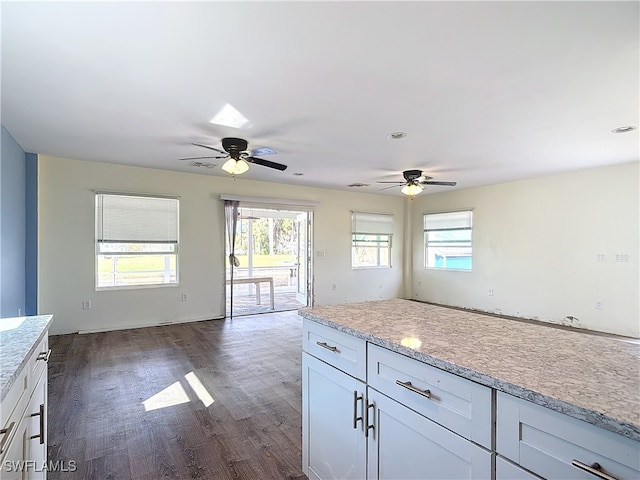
[[2, 1, 638, 195]]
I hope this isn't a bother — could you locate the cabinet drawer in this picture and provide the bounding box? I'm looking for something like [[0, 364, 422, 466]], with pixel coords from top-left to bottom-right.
[[29, 334, 49, 389], [303, 319, 366, 380], [367, 344, 492, 448], [497, 391, 640, 479]]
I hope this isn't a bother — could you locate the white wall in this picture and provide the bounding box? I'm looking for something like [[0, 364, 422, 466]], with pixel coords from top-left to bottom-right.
[[411, 162, 640, 337], [38, 156, 405, 334]]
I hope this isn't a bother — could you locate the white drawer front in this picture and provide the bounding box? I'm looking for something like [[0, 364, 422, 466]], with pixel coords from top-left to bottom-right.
[[303, 319, 366, 380], [367, 343, 492, 448], [29, 335, 49, 389], [497, 391, 640, 480]]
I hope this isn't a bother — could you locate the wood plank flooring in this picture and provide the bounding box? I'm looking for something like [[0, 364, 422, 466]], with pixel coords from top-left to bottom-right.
[[47, 311, 306, 480]]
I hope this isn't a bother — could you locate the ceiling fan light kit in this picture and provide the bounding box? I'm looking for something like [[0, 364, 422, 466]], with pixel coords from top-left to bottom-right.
[[401, 183, 424, 196], [222, 158, 250, 175]]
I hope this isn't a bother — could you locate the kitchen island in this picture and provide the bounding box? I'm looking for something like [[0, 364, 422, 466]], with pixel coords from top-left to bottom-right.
[[300, 298, 640, 479], [1, 315, 52, 479]]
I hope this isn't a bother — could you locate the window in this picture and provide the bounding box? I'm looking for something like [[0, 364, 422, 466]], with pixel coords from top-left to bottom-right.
[[424, 211, 472, 270], [96, 193, 179, 288], [351, 212, 393, 268]]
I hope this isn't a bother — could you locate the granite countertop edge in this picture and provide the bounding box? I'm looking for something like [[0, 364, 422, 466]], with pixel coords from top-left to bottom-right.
[[0, 315, 53, 403], [299, 310, 640, 442]]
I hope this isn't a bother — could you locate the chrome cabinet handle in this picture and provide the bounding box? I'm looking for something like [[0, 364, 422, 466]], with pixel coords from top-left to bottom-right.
[[37, 349, 51, 362], [396, 380, 431, 399], [0, 422, 16, 453], [364, 400, 375, 438], [572, 460, 619, 480], [316, 341, 339, 353], [29, 404, 45, 444], [353, 391, 363, 429]]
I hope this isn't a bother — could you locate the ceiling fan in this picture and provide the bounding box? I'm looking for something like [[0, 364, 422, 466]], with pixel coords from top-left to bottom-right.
[[378, 169, 457, 196], [179, 137, 287, 175]]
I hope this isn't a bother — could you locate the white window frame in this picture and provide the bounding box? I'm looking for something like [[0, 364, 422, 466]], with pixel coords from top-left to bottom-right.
[[424, 210, 472, 271], [351, 212, 393, 269], [95, 193, 180, 290]]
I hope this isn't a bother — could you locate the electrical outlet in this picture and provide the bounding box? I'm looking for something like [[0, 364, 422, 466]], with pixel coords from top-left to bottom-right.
[[488, 289, 494, 296], [181, 293, 188, 302], [18, 307, 22, 316], [332, 284, 337, 291], [82, 300, 91, 310], [595, 301, 604, 310]]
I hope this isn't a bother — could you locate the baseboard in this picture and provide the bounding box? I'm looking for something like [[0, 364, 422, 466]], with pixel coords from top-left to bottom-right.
[[76, 315, 225, 334]]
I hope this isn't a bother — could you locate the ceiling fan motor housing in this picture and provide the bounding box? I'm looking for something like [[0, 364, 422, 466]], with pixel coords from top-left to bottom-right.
[[403, 169, 423, 182], [222, 137, 248, 158]]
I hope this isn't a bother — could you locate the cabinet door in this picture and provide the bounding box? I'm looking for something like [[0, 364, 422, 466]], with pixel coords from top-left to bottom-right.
[[1, 416, 28, 480], [25, 370, 47, 480], [496, 456, 541, 480], [302, 353, 366, 480], [367, 388, 492, 480]]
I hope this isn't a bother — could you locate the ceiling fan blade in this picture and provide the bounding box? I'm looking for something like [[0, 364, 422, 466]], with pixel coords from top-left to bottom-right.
[[251, 147, 278, 156], [376, 181, 405, 184], [192, 142, 226, 154], [245, 156, 288, 171], [378, 184, 401, 191], [422, 181, 457, 186], [179, 155, 227, 161]]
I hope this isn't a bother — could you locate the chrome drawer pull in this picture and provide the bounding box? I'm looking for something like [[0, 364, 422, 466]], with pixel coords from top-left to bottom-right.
[[353, 391, 363, 429], [395, 380, 431, 399], [0, 422, 16, 453], [316, 341, 339, 353], [571, 460, 618, 480], [29, 404, 45, 444], [37, 349, 51, 362]]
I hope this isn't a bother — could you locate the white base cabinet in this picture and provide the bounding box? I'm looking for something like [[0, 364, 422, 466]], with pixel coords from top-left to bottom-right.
[[497, 391, 640, 480], [367, 388, 492, 480], [1, 333, 49, 480], [302, 319, 491, 480]]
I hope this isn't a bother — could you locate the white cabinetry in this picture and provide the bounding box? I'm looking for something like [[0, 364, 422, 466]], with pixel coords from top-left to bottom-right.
[[367, 388, 492, 479], [302, 319, 493, 480], [302, 354, 366, 480], [0, 333, 50, 480], [302, 319, 367, 479], [497, 391, 640, 480]]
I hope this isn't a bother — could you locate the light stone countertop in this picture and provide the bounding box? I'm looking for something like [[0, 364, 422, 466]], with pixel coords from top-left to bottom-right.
[[299, 298, 640, 441], [0, 315, 53, 403]]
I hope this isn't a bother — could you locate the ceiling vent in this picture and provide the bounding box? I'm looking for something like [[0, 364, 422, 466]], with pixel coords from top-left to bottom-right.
[[348, 183, 370, 188], [189, 161, 216, 169]]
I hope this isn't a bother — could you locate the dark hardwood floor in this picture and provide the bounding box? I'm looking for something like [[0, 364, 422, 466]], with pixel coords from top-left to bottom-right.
[[47, 311, 306, 480]]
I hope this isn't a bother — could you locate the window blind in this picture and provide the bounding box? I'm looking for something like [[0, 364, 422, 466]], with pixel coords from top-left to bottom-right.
[[96, 194, 179, 243], [351, 212, 393, 235], [423, 211, 472, 231]]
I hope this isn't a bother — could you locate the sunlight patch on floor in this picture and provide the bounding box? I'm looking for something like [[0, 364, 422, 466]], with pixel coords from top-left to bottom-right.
[[142, 371, 215, 411]]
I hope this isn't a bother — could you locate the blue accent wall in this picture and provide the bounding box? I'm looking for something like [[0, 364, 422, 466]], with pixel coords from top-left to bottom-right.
[[1, 126, 27, 317], [26, 153, 38, 315]]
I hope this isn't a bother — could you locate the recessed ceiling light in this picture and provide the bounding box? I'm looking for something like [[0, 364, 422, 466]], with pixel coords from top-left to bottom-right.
[[387, 132, 406, 140], [293, 172, 304, 176], [611, 125, 637, 134]]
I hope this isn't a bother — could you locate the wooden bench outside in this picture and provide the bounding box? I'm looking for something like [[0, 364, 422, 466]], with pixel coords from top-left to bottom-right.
[[226, 276, 275, 310]]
